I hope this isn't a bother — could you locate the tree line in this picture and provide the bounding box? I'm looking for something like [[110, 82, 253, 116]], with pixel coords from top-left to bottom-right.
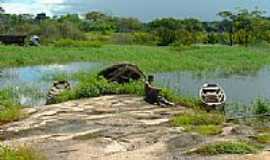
[[1, 7, 270, 46]]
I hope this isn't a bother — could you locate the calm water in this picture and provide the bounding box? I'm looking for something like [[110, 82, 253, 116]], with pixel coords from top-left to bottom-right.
[[154, 67, 270, 105], [1, 62, 270, 108], [0, 62, 101, 106]]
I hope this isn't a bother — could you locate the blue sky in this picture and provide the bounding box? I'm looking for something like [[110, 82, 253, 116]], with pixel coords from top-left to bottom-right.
[[1, 0, 270, 21]]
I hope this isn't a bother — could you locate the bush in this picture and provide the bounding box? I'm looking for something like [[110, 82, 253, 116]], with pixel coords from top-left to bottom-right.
[[110, 33, 135, 44], [132, 32, 158, 45], [54, 39, 103, 48], [155, 28, 176, 46], [254, 99, 270, 115], [34, 20, 86, 44]]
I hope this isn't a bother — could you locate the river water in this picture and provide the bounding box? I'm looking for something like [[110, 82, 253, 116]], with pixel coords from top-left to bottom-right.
[[1, 62, 270, 109]]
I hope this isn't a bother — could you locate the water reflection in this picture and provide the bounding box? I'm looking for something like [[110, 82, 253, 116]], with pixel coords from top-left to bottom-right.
[[154, 67, 270, 105], [0, 62, 102, 106]]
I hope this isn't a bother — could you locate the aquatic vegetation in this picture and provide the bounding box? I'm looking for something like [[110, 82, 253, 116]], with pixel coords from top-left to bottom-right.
[[254, 99, 270, 115], [1, 45, 270, 74], [0, 89, 24, 124], [55, 76, 145, 103]]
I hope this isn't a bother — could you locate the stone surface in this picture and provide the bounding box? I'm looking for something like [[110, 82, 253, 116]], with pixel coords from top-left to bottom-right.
[[0, 95, 269, 160]]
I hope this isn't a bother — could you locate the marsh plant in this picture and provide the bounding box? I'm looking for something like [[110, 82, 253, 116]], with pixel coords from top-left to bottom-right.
[[0, 89, 23, 124]]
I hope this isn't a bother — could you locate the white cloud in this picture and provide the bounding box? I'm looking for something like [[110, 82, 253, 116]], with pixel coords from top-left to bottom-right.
[[41, 0, 65, 5], [1, 0, 66, 16]]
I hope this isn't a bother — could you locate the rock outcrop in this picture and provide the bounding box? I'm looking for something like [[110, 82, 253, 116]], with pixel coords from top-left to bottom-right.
[[98, 63, 145, 83], [0, 95, 269, 160]]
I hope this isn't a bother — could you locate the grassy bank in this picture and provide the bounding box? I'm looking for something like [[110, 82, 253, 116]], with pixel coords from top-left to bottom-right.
[[0, 89, 24, 125], [54, 74, 201, 109], [1, 44, 270, 73]]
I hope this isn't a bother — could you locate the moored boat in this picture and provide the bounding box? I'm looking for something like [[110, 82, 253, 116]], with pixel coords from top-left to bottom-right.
[[199, 83, 226, 106]]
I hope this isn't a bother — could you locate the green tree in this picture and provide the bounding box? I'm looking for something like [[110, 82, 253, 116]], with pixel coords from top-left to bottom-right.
[[115, 17, 143, 32], [85, 11, 107, 22], [218, 11, 235, 46]]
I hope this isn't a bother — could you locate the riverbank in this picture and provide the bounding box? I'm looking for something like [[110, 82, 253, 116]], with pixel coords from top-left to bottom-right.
[[1, 44, 270, 74], [0, 95, 269, 160]]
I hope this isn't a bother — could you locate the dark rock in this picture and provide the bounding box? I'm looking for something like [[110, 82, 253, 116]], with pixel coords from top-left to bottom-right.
[[98, 63, 145, 83]]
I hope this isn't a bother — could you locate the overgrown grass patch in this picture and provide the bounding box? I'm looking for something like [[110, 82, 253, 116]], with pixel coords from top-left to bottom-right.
[[253, 133, 270, 144], [54, 73, 202, 109], [0, 105, 23, 124], [253, 99, 270, 115], [191, 141, 260, 155], [171, 111, 224, 126], [188, 125, 223, 136], [54, 39, 103, 48], [0, 89, 24, 125], [2, 45, 270, 74], [55, 76, 144, 103], [171, 111, 225, 135], [0, 145, 47, 160]]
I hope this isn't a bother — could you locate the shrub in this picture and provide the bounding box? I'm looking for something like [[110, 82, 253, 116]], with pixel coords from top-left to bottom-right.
[[54, 39, 103, 48], [132, 32, 158, 45], [155, 28, 176, 46], [110, 33, 135, 44], [191, 141, 260, 155], [0, 145, 47, 160], [254, 99, 270, 115]]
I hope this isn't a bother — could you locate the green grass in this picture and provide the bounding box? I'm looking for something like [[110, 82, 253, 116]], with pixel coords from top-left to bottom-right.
[[190, 125, 223, 135], [0, 89, 24, 125], [253, 99, 270, 115], [53, 74, 202, 109], [171, 111, 224, 126], [55, 75, 144, 103], [253, 133, 270, 144], [1, 44, 270, 74], [171, 111, 224, 135], [191, 141, 260, 155], [0, 145, 47, 160], [53, 39, 103, 48]]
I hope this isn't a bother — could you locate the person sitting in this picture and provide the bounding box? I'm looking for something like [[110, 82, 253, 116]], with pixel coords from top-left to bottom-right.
[[144, 75, 174, 107]]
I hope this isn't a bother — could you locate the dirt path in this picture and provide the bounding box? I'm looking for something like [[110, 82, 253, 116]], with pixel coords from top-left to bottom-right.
[[0, 95, 269, 160]]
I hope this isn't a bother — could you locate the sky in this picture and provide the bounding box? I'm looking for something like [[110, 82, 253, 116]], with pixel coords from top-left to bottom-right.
[[1, 0, 270, 21]]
